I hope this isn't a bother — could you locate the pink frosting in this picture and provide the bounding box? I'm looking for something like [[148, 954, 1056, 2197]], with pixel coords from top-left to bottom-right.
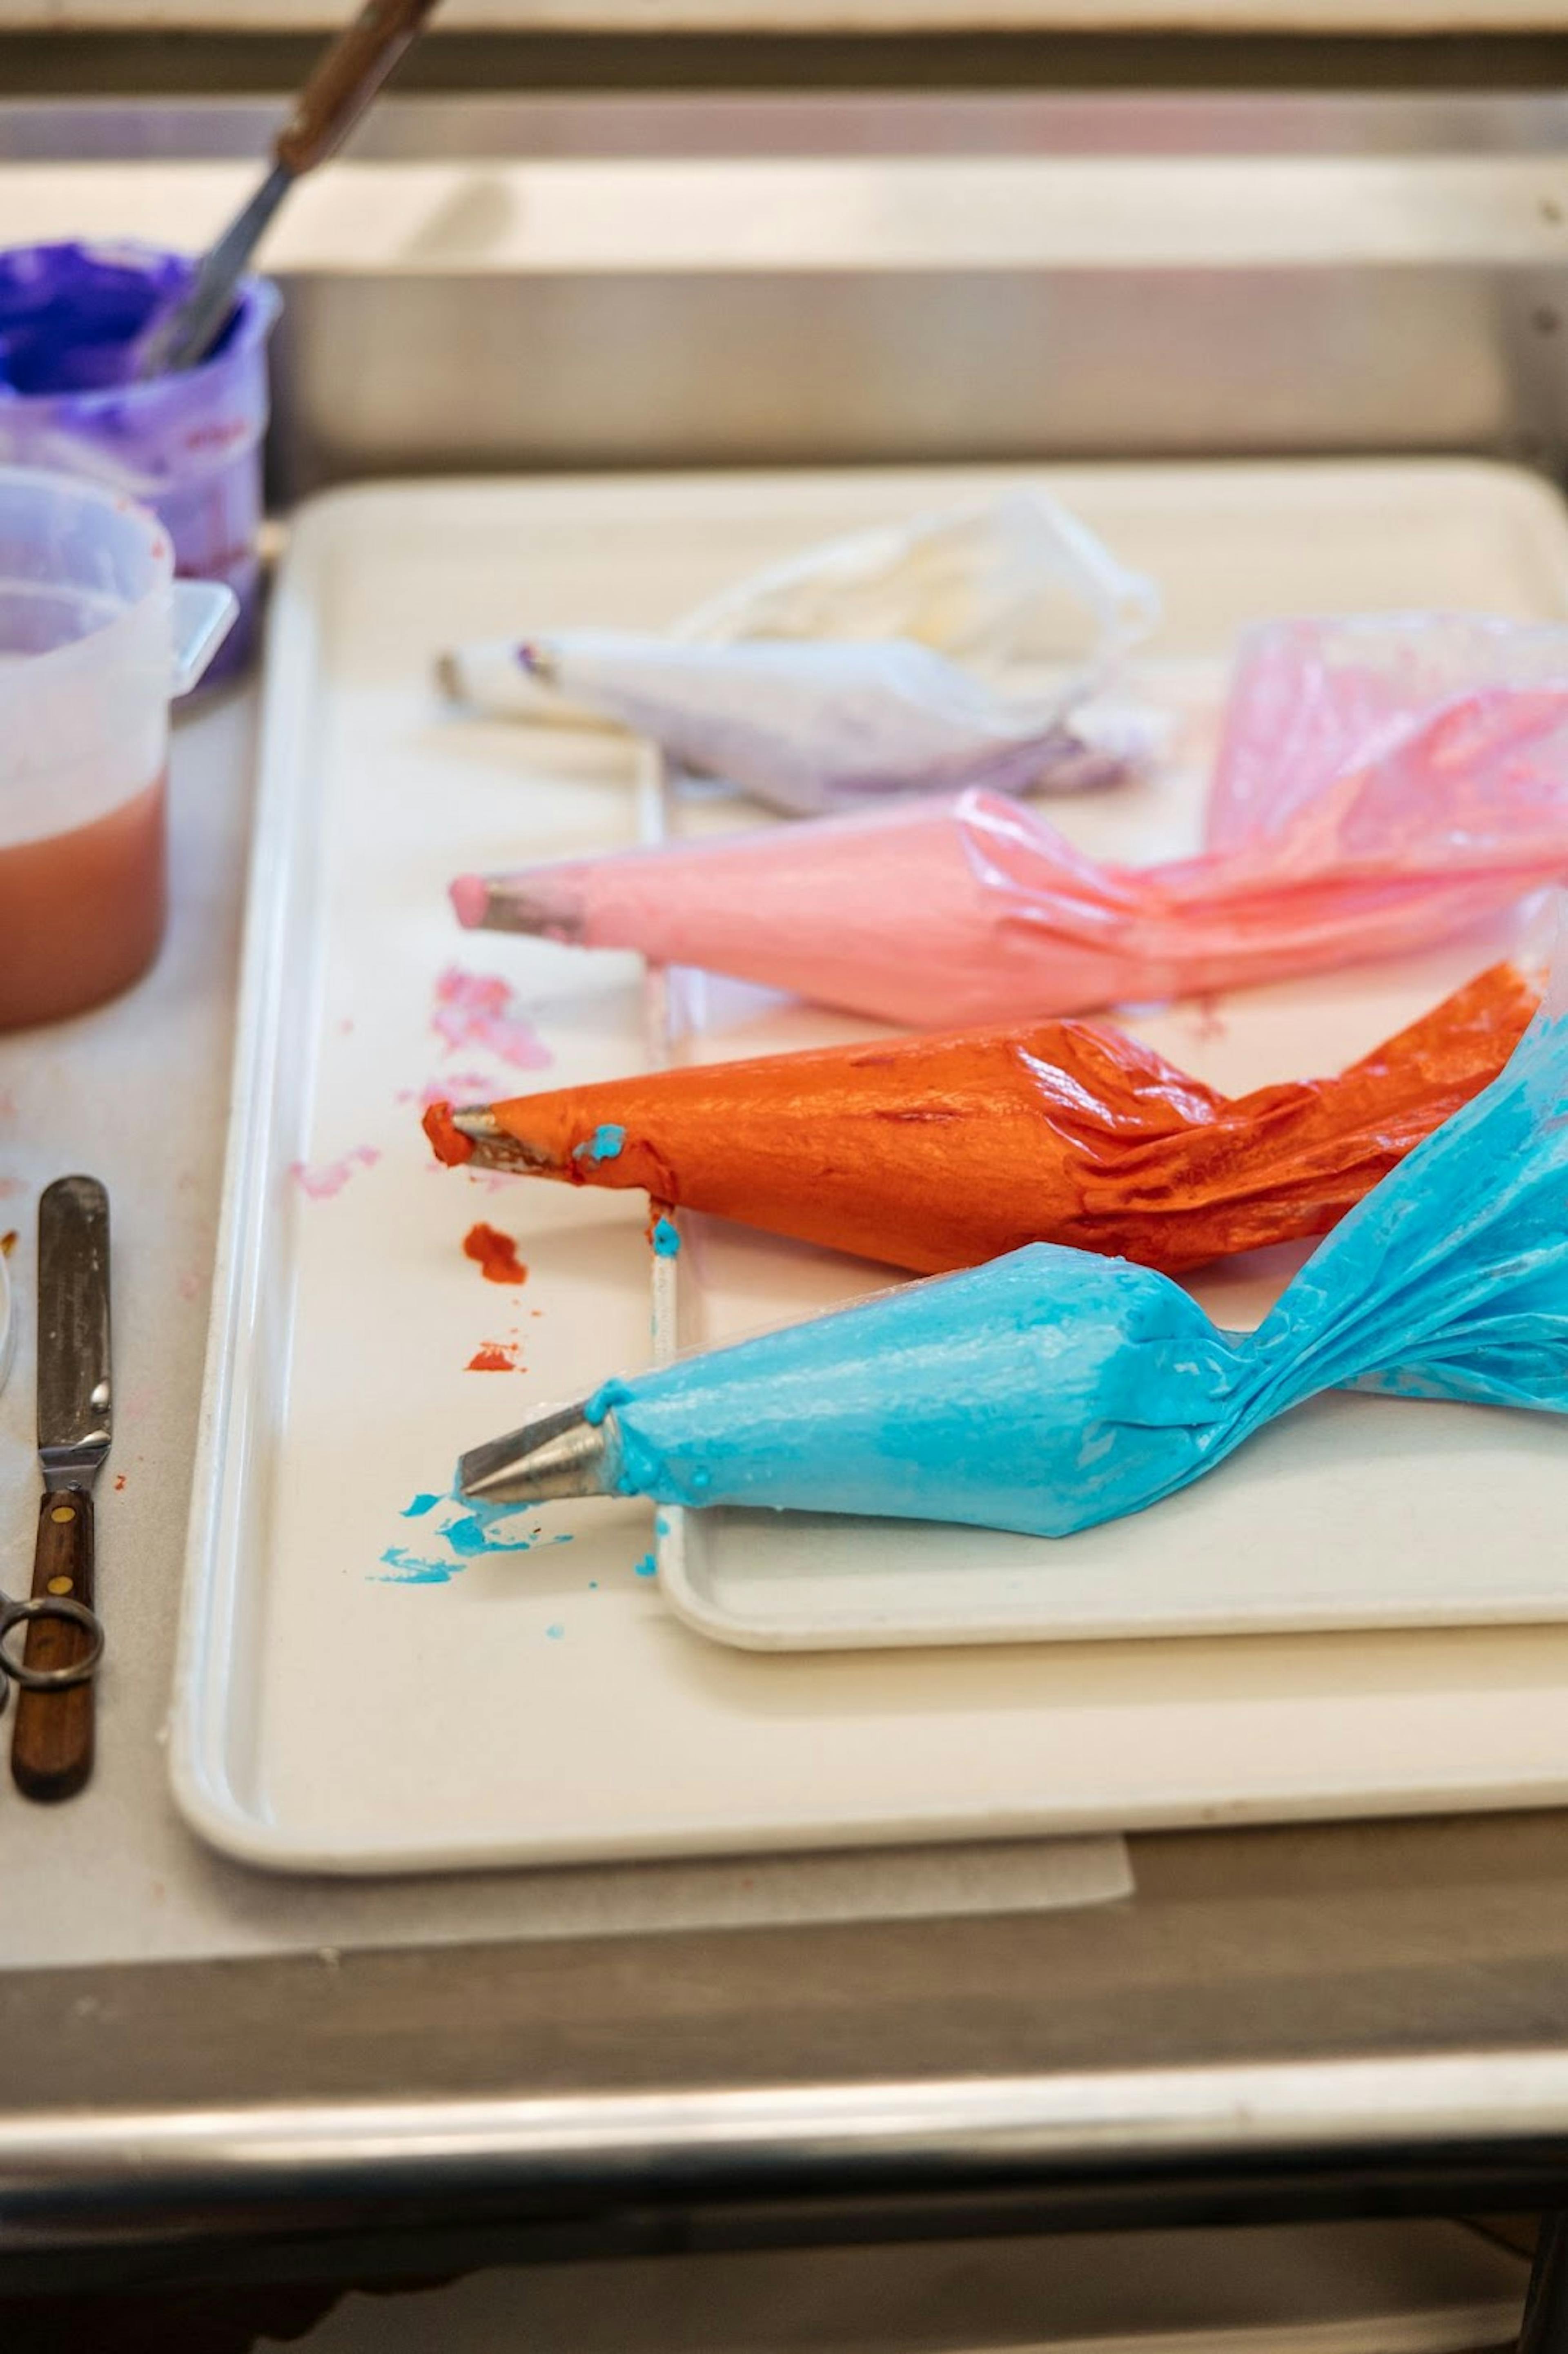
[[463, 620, 1568, 1025]]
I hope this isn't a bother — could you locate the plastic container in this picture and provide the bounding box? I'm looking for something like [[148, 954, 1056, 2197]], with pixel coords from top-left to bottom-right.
[[0, 467, 236, 1030], [0, 242, 279, 683]]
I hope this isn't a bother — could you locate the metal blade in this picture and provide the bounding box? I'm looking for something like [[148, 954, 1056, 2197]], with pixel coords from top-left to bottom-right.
[[135, 162, 292, 379], [36, 1177, 111, 1484]]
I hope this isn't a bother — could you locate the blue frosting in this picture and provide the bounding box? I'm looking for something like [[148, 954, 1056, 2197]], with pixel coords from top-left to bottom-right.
[[651, 1215, 681, 1256], [378, 1484, 574, 1583], [573, 1122, 626, 1165], [586, 1001, 1568, 1539]]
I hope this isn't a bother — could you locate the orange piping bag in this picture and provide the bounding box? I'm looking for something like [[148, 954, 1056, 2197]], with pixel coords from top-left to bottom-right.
[[424, 960, 1536, 1277]]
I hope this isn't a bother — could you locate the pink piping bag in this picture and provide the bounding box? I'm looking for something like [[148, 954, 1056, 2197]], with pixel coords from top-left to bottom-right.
[[454, 615, 1568, 1026]]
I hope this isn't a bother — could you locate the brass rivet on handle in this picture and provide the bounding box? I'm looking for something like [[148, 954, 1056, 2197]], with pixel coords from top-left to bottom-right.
[[46, 1576, 73, 1596], [49, 1505, 75, 1525]]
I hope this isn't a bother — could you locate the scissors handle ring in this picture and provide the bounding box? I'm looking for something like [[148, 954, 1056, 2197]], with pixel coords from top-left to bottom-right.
[[0, 1594, 104, 1695]]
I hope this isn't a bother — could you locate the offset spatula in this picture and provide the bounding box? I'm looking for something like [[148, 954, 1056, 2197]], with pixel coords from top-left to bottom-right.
[[11, 1177, 111, 1803], [135, 0, 445, 378]]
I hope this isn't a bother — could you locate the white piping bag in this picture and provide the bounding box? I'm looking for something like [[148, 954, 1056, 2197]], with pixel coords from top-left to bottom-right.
[[434, 489, 1160, 812]]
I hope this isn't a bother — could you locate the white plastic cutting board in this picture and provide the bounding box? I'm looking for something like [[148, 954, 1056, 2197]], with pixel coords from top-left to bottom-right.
[[176, 459, 1568, 1872]]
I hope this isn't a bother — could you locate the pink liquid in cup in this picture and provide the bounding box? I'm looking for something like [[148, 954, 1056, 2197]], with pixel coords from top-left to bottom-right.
[[0, 467, 234, 1032], [0, 772, 167, 1028]]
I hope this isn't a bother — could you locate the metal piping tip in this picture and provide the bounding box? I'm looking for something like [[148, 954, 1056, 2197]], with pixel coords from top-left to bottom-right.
[[455, 878, 587, 941], [449, 1107, 558, 1173], [517, 640, 559, 686], [459, 1401, 622, 1506]]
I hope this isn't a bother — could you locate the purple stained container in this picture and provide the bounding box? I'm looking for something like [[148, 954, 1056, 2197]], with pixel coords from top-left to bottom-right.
[[0, 241, 280, 684]]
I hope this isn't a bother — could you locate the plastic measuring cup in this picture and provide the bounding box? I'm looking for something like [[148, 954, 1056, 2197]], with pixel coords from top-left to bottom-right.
[[0, 466, 236, 1031], [0, 243, 279, 684]]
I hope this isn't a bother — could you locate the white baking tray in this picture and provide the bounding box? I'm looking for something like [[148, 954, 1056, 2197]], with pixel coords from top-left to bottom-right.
[[176, 460, 1568, 1875], [655, 751, 1561, 1652]]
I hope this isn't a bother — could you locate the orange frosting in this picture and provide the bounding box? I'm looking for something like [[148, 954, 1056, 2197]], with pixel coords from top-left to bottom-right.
[[423, 962, 1536, 1276]]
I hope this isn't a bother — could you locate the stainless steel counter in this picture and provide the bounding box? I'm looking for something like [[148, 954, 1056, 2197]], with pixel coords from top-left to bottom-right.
[[5, 86, 1568, 2293], [9, 1812, 1568, 2286], [3, 5, 1562, 31], [8, 91, 1568, 488]]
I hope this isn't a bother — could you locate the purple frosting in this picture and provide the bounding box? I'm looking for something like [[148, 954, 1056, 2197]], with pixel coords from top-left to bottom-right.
[[0, 241, 251, 396], [0, 242, 280, 684]]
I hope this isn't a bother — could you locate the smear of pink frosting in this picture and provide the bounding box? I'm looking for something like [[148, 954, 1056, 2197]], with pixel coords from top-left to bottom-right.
[[432, 967, 552, 1070], [291, 1146, 381, 1200], [396, 1071, 492, 1107]]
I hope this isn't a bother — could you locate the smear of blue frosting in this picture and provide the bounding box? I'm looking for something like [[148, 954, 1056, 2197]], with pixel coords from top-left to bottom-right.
[[651, 1215, 681, 1257], [377, 1484, 575, 1584], [582, 999, 1568, 1540], [378, 1545, 462, 1587], [574, 1123, 626, 1165], [633, 1552, 658, 1578]]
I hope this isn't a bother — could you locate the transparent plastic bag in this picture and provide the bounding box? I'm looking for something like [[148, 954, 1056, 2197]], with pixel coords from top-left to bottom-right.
[[461, 613, 1568, 1025], [436, 489, 1160, 811], [579, 921, 1568, 1538]]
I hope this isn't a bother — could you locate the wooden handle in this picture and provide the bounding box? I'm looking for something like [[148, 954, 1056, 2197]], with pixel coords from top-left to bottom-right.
[[11, 1489, 96, 1803], [274, 0, 444, 177]]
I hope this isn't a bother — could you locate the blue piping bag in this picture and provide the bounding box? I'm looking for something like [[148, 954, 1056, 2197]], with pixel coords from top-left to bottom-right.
[[462, 958, 1568, 1540]]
